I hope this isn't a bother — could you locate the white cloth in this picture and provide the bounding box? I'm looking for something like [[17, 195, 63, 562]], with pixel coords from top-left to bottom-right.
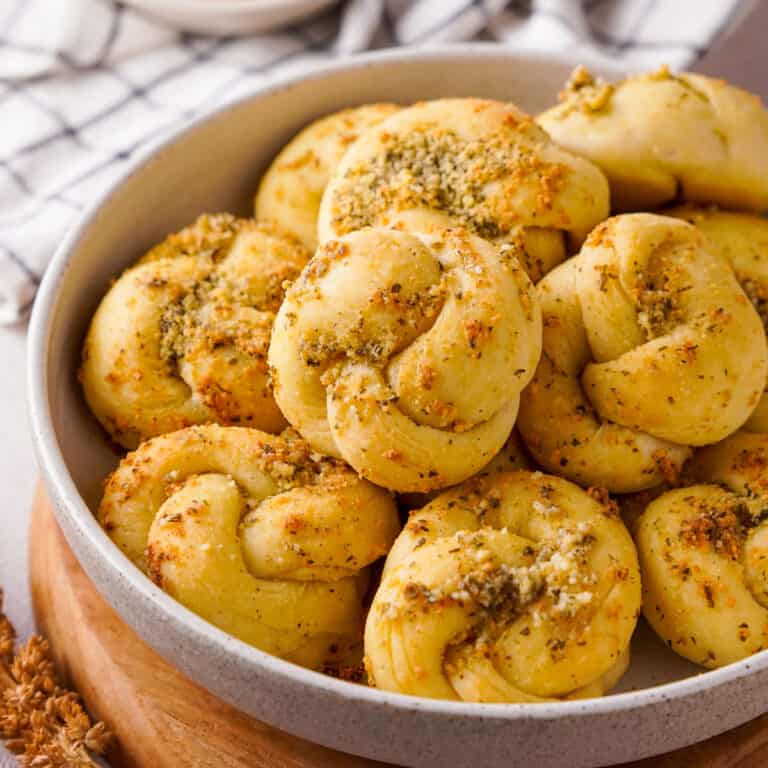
[[0, 0, 745, 325]]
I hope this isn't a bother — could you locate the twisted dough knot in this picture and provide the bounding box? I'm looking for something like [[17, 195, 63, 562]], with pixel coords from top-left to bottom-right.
[[255, 103, 399, 251], [636, 432, 768, 668], [539, 66, 768, 212], [318, 98, 609, 282], [268, 227, 542, 493], [98, 424, 400, 669], [364, 471, 640, 702], [667, 205, 768, 432], [518, 213, 768, 493], [81, 214, 309, 448]]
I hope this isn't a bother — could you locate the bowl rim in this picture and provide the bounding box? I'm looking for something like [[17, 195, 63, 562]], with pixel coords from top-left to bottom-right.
[[121, 0, 338, 17], [27, 42, 768, 723]]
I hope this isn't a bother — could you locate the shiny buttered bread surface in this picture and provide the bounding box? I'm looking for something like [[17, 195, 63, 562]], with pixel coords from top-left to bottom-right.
[[539, 66, 768, 213], [365, 471, 640, 701], [86, 73, 768, 696], [81, 214, 309, 448], [98, 424, 400, 669], [268, 226, 542, 492], [318, 98, 610, 281]]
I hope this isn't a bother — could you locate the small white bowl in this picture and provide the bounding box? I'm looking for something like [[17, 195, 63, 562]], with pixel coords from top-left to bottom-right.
[[121, 0, 339, 36], [27, 47, 768, 768]]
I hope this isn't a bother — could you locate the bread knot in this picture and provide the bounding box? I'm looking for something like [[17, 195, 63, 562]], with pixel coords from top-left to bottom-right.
[[518, 213, 767, 492], [98, 424, 400, 669], [269, 226, 542, 492], [364, 470, 640, 701]]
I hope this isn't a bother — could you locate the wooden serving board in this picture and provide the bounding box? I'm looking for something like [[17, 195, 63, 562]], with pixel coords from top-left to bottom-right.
[[27, 487, 768, 768]]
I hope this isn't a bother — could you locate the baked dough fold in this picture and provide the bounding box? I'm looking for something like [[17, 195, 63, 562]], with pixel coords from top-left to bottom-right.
[[98, 424, 400, 669], [666, 205, 768, 432], [255, 103, 399, 251], [636, 432, 768, 668], [318, 98, 609, 281], [518, 213, 767, 492], [268, 227, 542, 492], [539, 66, 768, 213], [364, 470, 640, 701], [81, 214, 309, 448]]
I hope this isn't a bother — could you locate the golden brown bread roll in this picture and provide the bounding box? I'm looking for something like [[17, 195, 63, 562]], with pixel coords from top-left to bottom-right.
[[318, 98, 610, 282], [98, 424, 400, 669], [666, 205, 768, 432], [255, 103, 399, 251], [539, 66, 768, 213], [81, 214, 309, 448], [517, 213, 768, 492], [268, 226, 542, 493], [364, 470, 640, 701], [636, 432, 768, 668]]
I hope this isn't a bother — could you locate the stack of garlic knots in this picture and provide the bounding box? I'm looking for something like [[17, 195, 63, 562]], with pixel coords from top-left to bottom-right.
[[269, 227, 541, 492], [365, 471, 640, 701], [535, 65, 768, 671], [82, 214, 309, 448], [83, 72, 768, 695], [319, 98, 610, 282], [99, 425, 399, 668]]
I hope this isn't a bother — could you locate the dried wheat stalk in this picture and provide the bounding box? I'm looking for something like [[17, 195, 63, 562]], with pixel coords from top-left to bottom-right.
[[0, 589, 112, 767]]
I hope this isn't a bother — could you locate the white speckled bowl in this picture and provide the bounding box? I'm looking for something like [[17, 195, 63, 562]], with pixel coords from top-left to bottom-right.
[[121, 0, 339, 36], [27, 47, 768, 768]]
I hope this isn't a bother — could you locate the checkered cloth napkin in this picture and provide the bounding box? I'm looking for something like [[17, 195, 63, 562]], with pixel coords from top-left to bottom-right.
[[0, 0, 743, 325]]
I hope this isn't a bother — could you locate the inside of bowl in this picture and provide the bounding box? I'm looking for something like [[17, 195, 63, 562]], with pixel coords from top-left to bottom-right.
[[43, 49, 704, 696]]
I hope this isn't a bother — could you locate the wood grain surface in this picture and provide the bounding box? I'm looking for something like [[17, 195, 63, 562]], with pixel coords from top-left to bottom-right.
[[27, 486, 768, 768]]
